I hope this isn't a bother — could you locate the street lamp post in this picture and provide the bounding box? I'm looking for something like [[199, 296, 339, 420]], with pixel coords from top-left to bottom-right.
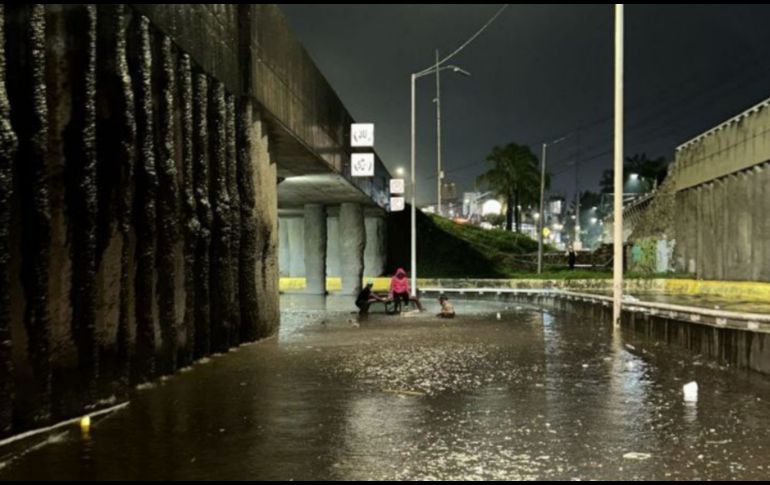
[[410, 63, 470, 296], [537, 143, 547, 274], [613, 4, 624, 327], [435, 50, 442, 217]]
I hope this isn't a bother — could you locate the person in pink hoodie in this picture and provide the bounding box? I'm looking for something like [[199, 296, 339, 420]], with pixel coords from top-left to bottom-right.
[[389, 268, 424, 313]]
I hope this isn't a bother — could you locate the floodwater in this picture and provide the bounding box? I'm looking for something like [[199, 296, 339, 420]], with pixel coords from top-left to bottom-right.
[[2, 295, 770, 480]]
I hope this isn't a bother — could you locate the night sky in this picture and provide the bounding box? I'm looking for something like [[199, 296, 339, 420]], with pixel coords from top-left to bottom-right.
[[279, 4, 770, 206]]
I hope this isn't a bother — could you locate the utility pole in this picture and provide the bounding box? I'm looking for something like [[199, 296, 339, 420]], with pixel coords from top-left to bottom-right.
[[435, 49, 442, 216], [613, 4, 624, 327], [537, 136, 567, 274]]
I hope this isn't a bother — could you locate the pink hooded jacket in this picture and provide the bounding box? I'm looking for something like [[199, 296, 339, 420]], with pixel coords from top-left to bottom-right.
[[389, 268, 410, 295]]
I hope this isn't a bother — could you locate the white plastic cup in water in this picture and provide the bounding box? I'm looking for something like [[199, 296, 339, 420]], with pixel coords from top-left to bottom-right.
[[683, 381, 698, 402]]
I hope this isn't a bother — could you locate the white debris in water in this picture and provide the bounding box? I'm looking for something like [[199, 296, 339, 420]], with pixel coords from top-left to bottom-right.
[[683, 381, 699, 402], [623, 452, 651, 460], [496, 313, 501, 320]]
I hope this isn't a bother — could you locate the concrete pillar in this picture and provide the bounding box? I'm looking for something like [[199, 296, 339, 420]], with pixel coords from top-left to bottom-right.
[[364, 215, 387, 277], [339, 202, 365, 295], [303, 204, 327, 294], [326, 216, 340, 277], [286, 217, 304, 277], [278, 218, 289, 277]]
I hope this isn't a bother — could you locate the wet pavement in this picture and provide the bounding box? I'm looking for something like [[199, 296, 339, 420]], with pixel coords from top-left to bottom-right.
[[2, 295, 770, 480]]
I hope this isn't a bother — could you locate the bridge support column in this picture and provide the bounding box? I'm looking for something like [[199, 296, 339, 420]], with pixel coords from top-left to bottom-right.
[[364, 214, 387, 277], [303, 204, 327, 294], [286, 217, 304, 277], [326, 215, 340, 278], [278, 218, 290, 277], [340, 203, 365, 295]]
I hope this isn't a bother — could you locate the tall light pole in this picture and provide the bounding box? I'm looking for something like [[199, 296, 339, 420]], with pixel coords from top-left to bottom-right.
[[435, 50, 443, 216], [410, 64, 470, 296], [613, 4, 624, 327], [537, 136, 567, 274], [537, 143, 548, 274]]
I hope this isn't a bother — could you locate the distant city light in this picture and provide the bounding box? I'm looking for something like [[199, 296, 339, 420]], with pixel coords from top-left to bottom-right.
[[481, 199, 502, 216]]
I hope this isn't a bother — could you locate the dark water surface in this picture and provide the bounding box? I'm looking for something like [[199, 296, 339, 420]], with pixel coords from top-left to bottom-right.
[[2, 296, 769, 480]]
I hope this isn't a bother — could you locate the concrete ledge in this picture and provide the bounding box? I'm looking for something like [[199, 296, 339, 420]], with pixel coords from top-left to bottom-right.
[[280, 277, 770, 300]]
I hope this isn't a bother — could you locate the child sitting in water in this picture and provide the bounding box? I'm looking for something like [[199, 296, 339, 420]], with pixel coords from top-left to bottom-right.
[[437, 295, 455, 319]]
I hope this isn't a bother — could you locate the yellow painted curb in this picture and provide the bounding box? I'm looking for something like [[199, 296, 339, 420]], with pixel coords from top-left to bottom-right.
[[279, 277, 390, 292], [664, 278, 770, 300], [279, 277, 770, 301]]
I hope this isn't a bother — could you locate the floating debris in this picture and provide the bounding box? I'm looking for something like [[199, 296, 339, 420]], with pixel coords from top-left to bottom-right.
[[623, 452, 651, 460], [683, 381, 699, 402]]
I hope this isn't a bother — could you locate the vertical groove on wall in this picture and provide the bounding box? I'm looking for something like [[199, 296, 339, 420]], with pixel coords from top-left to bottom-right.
[[179, 53, 196, 367], [155, 35, 179, 375], [95, 4, 136, 396], [129, 15, 157, 384], [209, 80, 232, 353], [0, 4, 19, 436], [236, 99, 259, 343], [7, 4, 52, 425], [193, 72, 211, 359], [66, 4, 98, 406], [114, 5, 136, 394], [226, 94, 241, 347]]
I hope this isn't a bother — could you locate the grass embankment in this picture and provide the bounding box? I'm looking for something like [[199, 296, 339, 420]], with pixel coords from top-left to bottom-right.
[[411, 214, 548, 278], [388, 209, 690, 279]]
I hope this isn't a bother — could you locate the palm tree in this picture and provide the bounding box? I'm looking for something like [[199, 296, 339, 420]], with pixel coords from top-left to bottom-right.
[[477, 143, 546, 232]]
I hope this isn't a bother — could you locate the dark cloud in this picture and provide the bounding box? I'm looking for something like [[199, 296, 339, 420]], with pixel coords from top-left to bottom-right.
[[280, 4, 770, 205]]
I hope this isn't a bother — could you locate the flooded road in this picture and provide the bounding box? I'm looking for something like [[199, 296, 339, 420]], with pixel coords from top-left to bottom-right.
[[2, 295, 770, 480]]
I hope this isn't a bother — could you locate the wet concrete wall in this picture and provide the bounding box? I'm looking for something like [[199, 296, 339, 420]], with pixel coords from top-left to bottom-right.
[[672, 163, 770, 281], [0, 5, 279, 437]]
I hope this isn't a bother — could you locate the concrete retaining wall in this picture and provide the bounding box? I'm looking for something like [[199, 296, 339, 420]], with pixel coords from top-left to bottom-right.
[[0, 5, 279, 438], [673, 163, 770, 280]]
